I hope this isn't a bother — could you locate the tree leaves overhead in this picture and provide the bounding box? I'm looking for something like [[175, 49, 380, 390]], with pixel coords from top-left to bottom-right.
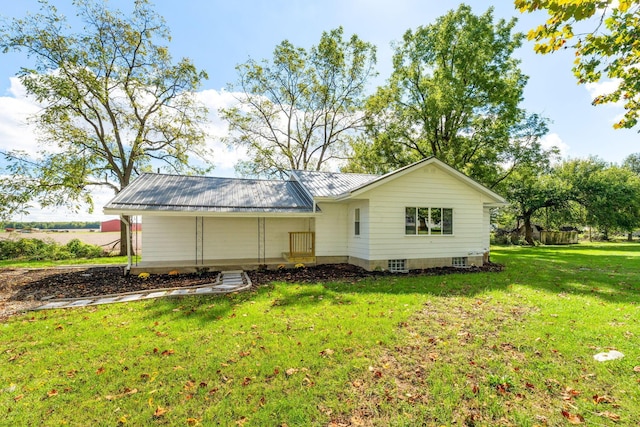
[[515, 0, 640, 130], [347, 4, 548, 188], [0, 0, 212, 222], [220, 27, 377, 177]]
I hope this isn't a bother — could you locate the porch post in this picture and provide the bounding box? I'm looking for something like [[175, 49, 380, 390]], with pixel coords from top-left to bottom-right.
[[121, 215, 132, 275]]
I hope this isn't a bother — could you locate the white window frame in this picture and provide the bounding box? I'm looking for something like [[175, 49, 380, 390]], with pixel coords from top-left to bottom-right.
[[405, 207, 453, 236], [354, 208, 360, 236]]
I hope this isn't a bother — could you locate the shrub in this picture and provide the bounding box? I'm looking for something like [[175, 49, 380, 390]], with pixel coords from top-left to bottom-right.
[[0, 237, 105, 261]]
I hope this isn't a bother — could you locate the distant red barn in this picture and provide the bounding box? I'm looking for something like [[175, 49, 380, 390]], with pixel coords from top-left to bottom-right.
[[100, 219, 142, 232]]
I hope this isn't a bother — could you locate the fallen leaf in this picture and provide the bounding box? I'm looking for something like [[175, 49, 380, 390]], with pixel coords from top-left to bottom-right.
[[633, 366, 640, 372], [242, 377, 251, 386], [561, 387, 581, 400], [320, 348, 334, 357], [96, 366, 105, 375], [186, 418, 199, 426], [597, 411, 620, 422], [47, 389, 58, 397], [153, 406, 168, 418], [285, 368, 298, 377], [14, 394, 24, 402], [161, 349, 175, 356], [236, 416, 248, 425], [593, 394, 613, 404], [561, 410, 585, 424]]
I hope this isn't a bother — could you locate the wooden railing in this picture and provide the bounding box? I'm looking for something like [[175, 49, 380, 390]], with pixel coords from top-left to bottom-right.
[[289, 232, 315, 257]]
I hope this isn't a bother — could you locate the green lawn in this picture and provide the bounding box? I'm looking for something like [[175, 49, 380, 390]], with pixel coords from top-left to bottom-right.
[[1, 244, 639, 426]]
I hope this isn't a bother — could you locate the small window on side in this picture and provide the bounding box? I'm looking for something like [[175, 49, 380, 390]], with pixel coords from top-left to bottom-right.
[[354, 208, 360, 236]]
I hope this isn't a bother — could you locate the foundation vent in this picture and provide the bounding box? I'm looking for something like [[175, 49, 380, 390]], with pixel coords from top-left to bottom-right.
[[388, 259, 407, 273], [452, 257, 468, 268]]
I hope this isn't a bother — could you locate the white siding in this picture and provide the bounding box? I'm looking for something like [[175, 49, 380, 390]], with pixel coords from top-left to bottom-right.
[[143, 216, 197, 262], [362, 164, 486, 260], [315, 202, 348, 256], [142, 215, 312, 262], [347, 200, 369, 259]]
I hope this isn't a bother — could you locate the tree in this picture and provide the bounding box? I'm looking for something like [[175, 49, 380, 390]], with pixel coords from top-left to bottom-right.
[[623, 152, 640, 175], [503, 161, 570, 245], [515, 0, 640, 129], [347, 5, 546, 188], [558, 158, 640, 239], [0, 0, 211, 254], [220, 27, 377, 177]]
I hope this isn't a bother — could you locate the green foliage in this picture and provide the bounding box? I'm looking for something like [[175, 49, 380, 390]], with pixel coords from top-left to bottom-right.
[[2, 221, 100, 230], [221, 27, 377, 177], [0, 0, 212, 219], [347, 5, 554, 188], [516, 0, 640, 129], [0, 237, 105, 261], [558, 158, 640, 237]]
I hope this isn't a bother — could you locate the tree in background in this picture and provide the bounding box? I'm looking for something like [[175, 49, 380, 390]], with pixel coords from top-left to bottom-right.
[[623, 152, 640, 175], [347, 5, 551, 188], [220, 27, 377, 177], [0, 0, 211, 254], [560, 157, 640, 240], [515, 0, 640, 129], [502, 158, 569, 244]]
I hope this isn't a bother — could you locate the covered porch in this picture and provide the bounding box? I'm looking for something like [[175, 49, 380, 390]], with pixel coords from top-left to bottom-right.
[[129, 215, 317, 274]]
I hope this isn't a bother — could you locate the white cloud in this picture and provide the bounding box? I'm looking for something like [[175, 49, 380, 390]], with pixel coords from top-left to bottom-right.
[[541, 132, 569, 158], [585, 78, 622, 101], [0, 77, 40, 157], [198, 88, 248, 176]]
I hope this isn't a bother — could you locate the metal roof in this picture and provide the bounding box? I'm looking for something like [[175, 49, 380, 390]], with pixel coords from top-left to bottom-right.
[[104, 173, 316, 213], [290, 170, 378, 197]]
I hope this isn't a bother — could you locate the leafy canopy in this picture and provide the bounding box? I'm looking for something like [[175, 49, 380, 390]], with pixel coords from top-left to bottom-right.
[[347, 4, 553, 189], [220, 27, 377, 177], [515, 0, 640, 129], [0, 0, 212, 220]]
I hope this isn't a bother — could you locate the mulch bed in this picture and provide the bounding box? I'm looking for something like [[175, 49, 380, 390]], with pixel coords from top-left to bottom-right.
[[0, 262, 503, 320]]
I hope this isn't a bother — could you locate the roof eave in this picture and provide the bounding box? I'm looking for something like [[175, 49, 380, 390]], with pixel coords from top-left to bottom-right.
[[103, 207, 320, 217]]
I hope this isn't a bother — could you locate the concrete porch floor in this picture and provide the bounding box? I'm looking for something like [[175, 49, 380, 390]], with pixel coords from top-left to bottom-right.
[[129, 257, 316, 275]]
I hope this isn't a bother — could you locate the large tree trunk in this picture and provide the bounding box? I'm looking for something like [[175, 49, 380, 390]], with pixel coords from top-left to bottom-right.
[[119, 215, 133, 256], [523, 214, 535, 245], [628, 232, 633, 242]]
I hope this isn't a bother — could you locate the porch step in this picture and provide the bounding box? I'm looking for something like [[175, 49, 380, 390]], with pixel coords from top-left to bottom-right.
[[282, 253, 316, 264]]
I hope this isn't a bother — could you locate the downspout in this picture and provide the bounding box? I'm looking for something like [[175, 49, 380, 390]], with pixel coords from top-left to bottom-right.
[[121, 215, 132, 275]]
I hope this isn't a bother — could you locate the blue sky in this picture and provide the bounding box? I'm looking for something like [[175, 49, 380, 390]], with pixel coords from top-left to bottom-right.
[[0, 0, 637, 221]]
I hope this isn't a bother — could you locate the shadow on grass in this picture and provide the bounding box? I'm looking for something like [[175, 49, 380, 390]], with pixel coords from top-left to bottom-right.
[[137, 244, 640, 324]]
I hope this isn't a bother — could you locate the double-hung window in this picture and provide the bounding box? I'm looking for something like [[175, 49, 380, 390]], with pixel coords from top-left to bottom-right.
[[354, 208, 360, 236], [405, 207, 453, 235]]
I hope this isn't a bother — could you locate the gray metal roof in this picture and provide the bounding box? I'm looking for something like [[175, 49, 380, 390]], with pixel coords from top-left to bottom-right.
[[290, 170, 378, 197], [104, 173, 316, 213]]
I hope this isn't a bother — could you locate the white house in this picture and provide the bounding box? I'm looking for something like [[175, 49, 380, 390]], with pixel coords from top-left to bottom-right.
[[103, 157, 506, 273]]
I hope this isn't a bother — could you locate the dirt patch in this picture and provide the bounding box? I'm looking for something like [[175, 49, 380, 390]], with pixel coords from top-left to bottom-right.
[[0, 263, 503, 321]]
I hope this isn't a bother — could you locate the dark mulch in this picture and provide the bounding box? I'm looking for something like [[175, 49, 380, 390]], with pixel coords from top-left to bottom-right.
[[0, 262, 503, 319]]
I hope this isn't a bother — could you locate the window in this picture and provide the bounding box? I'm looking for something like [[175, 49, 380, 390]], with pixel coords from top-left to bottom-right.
[[354, 208, 360, 236], [405, 207, 453, 235]]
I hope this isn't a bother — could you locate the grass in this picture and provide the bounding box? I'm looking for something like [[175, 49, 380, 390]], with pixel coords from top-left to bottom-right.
[[0, 256, 128, 268], [1, 243, 639, 426]]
